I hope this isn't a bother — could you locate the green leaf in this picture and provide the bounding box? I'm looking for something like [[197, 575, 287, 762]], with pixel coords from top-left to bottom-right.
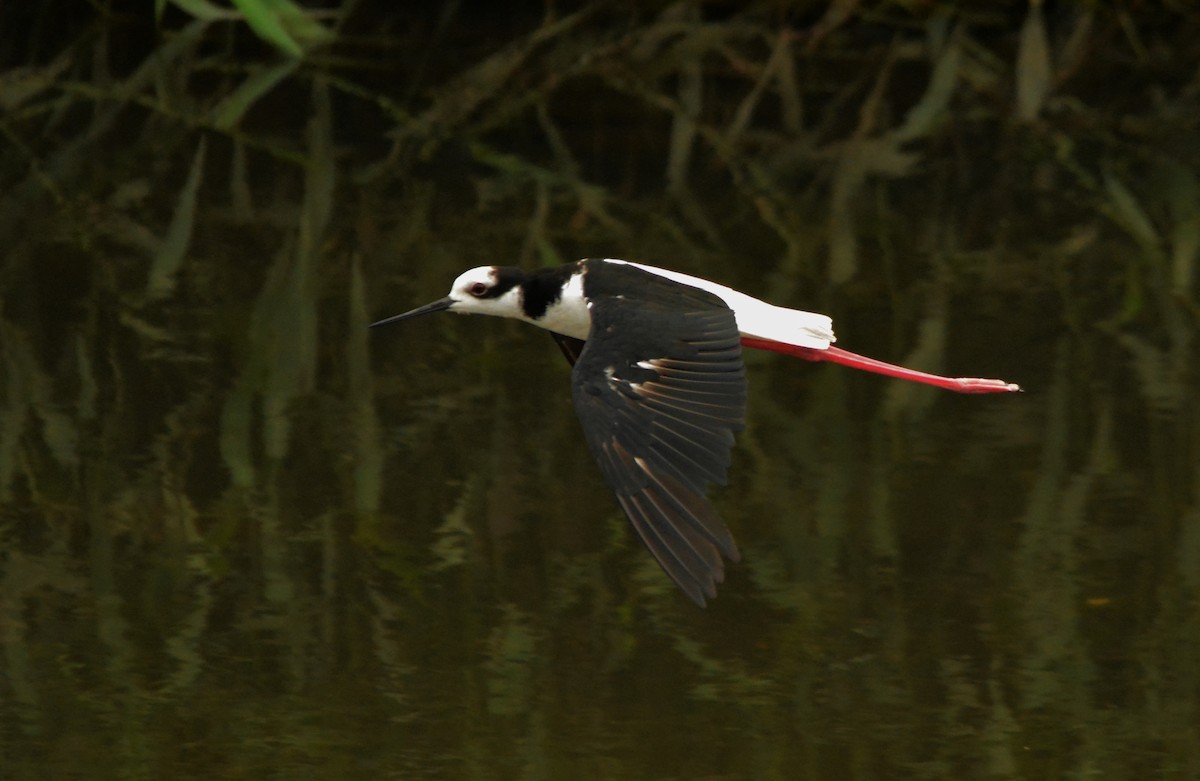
[[1103, 171, 1160, 253], [1016, 1, 1052, 121], [261, 0, 335, 51], [894, 29, 960, 143], [167, 0, 238, 22], [211, 61, 298, 130], [232, 0, 304, 58], [147, 137, 207, 300], [231, 0, 333, 58], [1165, 166, 1200, 294]]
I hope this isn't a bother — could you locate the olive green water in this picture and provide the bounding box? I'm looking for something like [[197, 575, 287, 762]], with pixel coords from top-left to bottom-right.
[[2, 4, 1199, 780]]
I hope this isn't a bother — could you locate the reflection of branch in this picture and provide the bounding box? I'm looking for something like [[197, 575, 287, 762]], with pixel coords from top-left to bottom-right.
[[824, 32, 962, 284], [599, 64, 805, 266], [665, 23, 722, 247], [384, 7, 599, 166], [535, 103, 627, 235], [726, 31, 799, 143], [468, 135, 626, 263]]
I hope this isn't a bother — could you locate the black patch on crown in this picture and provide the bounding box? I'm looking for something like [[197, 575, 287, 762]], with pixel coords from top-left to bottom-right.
[[481, 267, 525, 300], [514, 263, 577, 320]]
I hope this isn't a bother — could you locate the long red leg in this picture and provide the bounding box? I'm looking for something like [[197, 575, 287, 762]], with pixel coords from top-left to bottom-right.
[[740, 337, 1021, 394]]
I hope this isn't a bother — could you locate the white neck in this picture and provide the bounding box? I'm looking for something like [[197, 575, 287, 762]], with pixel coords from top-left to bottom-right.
[[524, 271, 591, 339]]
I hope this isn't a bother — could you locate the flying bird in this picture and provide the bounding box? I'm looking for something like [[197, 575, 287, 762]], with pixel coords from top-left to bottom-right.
[[371, 258, 1019, 606]]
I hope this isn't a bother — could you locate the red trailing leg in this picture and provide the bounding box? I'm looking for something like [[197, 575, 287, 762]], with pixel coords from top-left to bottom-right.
[[740, 337, 1021, 394]]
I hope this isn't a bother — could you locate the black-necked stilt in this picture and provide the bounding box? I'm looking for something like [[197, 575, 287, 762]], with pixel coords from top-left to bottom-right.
[[372, 258, 1019, 606]]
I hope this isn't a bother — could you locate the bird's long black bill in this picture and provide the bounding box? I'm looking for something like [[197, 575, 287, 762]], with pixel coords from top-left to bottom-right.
[[369, 297, 454, 328]]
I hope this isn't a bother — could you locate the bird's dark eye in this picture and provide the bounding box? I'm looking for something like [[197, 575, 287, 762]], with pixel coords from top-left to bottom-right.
[[468, 282, 488, 297]]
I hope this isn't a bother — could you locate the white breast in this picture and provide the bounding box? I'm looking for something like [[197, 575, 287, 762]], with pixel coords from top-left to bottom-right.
[[529, 270, 591, 339]]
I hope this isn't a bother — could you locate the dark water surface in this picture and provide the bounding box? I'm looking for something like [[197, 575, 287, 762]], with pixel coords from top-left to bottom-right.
[[2, 6, 1199, 778], [3, 233, 1196, 779]]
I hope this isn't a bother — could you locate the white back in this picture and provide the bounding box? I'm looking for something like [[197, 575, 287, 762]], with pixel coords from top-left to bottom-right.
[[608, 259, 835, 349]]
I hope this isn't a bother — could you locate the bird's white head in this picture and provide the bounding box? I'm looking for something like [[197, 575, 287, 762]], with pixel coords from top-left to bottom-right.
[[443, 266, 525, 318], [369, 265, 527, 330]]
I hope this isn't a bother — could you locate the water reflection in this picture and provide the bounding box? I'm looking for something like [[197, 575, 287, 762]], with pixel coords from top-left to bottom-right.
[[2, 23, 1199, 779], [4, 255, 1196, 777]]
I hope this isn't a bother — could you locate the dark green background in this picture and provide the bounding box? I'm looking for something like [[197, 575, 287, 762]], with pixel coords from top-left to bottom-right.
[[1, 2, 1197, 779]]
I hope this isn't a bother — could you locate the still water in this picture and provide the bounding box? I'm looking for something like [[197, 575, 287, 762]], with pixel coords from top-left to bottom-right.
[[1, 151, 1197, 780]]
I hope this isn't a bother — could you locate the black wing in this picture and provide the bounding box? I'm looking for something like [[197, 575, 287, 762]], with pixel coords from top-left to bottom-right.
[[570, 261, 746, 606]]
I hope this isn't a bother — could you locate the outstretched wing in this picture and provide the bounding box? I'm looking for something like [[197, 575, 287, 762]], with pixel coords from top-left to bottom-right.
[[570, 261, 746, 606]]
